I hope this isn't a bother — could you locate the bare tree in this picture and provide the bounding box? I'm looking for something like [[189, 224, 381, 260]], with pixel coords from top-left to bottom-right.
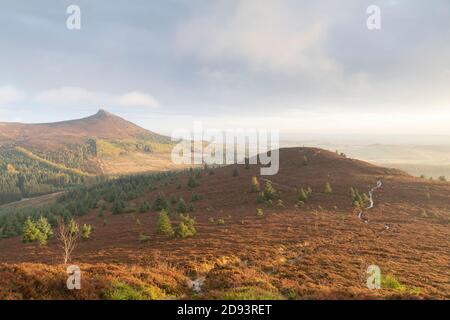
[[57, 218, 80, 264]]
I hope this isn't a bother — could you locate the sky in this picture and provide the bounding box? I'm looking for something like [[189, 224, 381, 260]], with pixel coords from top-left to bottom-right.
[[0, 0, 449, 141]]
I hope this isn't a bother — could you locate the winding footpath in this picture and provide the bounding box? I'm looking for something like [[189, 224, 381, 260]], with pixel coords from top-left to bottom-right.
[[357, 180, 383, 223]]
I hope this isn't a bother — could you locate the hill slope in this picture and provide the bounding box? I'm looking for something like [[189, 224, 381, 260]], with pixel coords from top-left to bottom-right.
[[0, 148, 448, 299], [0, 110, 182, 205], [0, 109, 170, 147], [0, 109, 175, 173]]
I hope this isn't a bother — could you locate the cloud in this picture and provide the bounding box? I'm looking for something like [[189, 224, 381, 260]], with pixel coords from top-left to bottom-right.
[[34, 87, 160, 108], [118, 91, 160, 108], [34, 87, 107, 106], [177, 0, 339, 76], [0, 86, 24, 105]]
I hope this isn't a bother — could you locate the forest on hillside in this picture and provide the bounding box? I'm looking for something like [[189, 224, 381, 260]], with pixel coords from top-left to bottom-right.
[[0, 169, 186, 239], [0, 147, 89, 205]]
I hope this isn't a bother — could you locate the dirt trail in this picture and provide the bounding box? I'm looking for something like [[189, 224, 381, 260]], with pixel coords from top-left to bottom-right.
[[357, 180, 382, 223]]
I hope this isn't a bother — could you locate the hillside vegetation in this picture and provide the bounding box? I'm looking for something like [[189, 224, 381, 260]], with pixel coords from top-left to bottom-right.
[[0, 147, 91, 206], [0, 110, 178, 205], [0, 148, 449, 299]]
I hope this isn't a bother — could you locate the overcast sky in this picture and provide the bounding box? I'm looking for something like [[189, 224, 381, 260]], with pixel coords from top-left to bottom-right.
[[0, 0, 449, 139]]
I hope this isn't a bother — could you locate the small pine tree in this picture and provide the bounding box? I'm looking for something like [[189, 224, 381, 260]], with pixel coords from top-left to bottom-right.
[[177, 197, 187, 213], [112, 198, 125, 215], [153, 192, 169, 211], [81, 224, 92, 240], [324, 182, 332, 194], [36, 216, 53, 245], [157, 210, 174, 236], [251, 176, 260, 193], [187, 176, 199, 189], [175, 214, 196, 238], [191, 192, 200, 202], [139, 201, 150, 213], [350, 188, 367, 208], [262, 181, 278, 200], [256, 208, 264, 217], [175, 222, 191, 238], [37, 216, 53, 238], [298, 188, 308, 202], [22, 217, 40, 243]]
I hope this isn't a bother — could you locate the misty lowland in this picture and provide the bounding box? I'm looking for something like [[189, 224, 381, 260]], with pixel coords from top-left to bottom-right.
[[0, 111, 448, 300]]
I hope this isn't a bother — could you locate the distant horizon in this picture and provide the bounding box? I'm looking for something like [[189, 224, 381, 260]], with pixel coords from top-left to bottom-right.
[[2, 107, 450, 146]]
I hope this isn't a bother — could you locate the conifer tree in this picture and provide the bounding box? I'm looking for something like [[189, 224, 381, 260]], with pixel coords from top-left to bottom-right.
[[157, 210, 174, 236]]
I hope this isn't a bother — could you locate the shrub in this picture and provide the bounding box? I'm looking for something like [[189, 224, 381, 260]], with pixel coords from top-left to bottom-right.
[[350, 188, 367, 208], [221, 286, 284, 300], [276, 199, 284, 207], [175, 214, 196, 238], [295, 201, 305, 208], [381, 274, 406, 291], [139, 234, 151, 242], [81, 224, 92, 240], [139, 201, 150, 213], [419, 209, 429, 218], [156, 210, 174, 236], [250, 176, 260, 193], [438, 176, 447, 182], [233, 168, 239, 177], [324, 182, 332, 194], [256, 181, 279, 206], [262, 181, 279, 201], [298, 188, 309, 202], [105, 281, 163, 300], [216, 218, 225, 225], [256, 208, 264, 217]]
